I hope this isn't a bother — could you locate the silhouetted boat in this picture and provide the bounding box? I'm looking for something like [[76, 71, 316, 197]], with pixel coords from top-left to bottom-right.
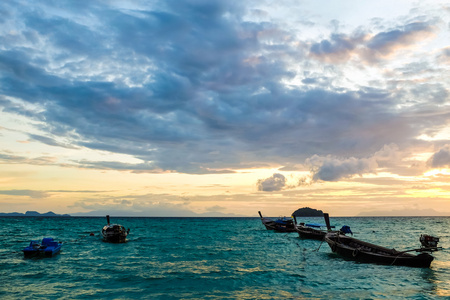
[[258, 211, 296, 232], [295, 222, 334, 240], [324, 233, 440, 268], [293, 213, 352, 240], [23, 237, 62, 257], [101, 215, 130, 243]]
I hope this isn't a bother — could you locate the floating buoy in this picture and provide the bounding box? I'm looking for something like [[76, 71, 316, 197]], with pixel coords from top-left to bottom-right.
[[89, 232, 94, 236]]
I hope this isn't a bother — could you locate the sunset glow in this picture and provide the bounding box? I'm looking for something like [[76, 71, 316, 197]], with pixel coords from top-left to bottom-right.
[[0, 0, 449, 216]]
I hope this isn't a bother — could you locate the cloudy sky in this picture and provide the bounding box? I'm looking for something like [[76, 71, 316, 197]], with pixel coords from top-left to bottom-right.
[[0, 0, 449, 217]]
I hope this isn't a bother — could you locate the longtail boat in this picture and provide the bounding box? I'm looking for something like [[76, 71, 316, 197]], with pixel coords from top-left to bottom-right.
[[324, 233, 440, 268], [258, 211, 296, 232]]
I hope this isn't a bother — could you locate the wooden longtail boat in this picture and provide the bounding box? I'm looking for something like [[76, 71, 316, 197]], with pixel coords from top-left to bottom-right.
[[295, 223, 334, 240], [293, 213, 352, 240], [101, 215, 130, 243], [258, 211, 296, 232], [324, 232, 439, 268]]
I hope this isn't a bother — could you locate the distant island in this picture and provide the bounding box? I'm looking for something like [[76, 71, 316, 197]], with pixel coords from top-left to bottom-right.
[[0, 211, 71, 217], [292, 207, 323, 217]]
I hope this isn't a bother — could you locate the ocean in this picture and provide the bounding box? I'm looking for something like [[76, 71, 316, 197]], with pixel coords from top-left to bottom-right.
[[0, 216, 449, 299]]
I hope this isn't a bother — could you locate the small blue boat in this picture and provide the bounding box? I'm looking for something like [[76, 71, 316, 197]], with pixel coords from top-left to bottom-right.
[[22, 237, 62, 257]]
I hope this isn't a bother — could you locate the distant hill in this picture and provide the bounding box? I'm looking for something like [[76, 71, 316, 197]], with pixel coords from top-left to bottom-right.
[[0, 211, 71, 217], [292, 207, 323, 217]]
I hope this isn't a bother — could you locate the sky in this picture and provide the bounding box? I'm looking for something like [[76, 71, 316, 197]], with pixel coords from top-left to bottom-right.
[[0, 0, 449, 217]]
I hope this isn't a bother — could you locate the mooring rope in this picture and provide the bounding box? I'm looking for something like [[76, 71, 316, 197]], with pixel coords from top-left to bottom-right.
[[314, 239, 325, 252]]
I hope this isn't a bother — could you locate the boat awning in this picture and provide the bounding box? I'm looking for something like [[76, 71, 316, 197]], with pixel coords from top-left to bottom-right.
[[305, 223, 335, 228]]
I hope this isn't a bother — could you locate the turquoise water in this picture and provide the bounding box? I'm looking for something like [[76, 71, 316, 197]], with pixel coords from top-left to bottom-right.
[[1, 216, 449, 299]]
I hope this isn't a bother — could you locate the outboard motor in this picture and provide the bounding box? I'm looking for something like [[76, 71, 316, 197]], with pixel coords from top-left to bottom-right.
[[340, 225, 353, 235], [420, 234, 440, 249]]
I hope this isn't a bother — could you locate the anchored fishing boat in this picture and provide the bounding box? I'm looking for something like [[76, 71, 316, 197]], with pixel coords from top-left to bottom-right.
[[295, 222, 334, 240], [324, 233, 440, 268], [101, 215, 130, 243], [258, 211, 296, 232], [22, 237, 62, 257], [293, 213, 352, 240]]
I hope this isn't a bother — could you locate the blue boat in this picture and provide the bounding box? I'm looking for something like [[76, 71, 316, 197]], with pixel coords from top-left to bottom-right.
[[22, 237, 62, 257]]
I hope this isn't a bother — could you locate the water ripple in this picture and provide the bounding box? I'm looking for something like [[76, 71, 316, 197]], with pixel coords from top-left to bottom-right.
[[0, 216, 449, 299]]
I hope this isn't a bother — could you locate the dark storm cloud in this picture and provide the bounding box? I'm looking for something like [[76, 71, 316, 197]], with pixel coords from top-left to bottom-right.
[[0, 1, 448, 175]]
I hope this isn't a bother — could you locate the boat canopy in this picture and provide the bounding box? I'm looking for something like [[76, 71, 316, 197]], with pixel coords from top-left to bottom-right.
[[275, 218, 292, 224], [305, 223, 335, 228]]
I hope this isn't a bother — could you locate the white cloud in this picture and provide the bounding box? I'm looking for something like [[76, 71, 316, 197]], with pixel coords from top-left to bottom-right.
[[257, 173, 286, 191]]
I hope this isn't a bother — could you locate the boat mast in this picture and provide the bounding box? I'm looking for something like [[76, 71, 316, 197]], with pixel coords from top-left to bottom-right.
[[323, 213, 332, 231]]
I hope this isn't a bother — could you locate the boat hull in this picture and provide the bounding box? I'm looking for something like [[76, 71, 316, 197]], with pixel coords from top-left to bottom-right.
[[101, 233, 127, 243], [265, 224, 296, 232], [23, 248, 61, 258], [261, 219, 296, 232], [296, 226, 327, 240], [101, 224, 129, 243], [325, 233, 434, 268], [258, 211, 296, 232]]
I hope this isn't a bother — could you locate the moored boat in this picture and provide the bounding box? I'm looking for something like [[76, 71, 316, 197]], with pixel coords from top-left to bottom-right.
[[295, 222, 334, 240], [258, 211, 296, 232], [324, 232, 439, 268], [293, 213, 352, 240], [23, 237, 62, 257], [101, 215, 130, 243]]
